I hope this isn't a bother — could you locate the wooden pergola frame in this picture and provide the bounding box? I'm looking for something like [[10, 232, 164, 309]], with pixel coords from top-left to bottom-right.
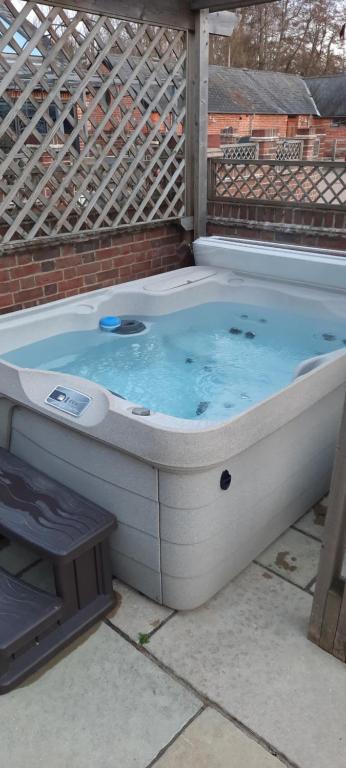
[[48, 1, 278, 31], [37, 0, 278, 239]]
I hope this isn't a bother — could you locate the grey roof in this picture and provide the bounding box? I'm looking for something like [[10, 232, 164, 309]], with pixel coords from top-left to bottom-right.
[[209, 66, 319, 116], [305, 74, 346, 118]]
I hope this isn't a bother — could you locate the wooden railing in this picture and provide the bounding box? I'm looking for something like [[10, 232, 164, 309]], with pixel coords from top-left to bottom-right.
[[208, 158, 346, 210]]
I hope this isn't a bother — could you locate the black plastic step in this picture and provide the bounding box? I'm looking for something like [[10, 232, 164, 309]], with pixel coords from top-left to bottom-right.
[[0, 593, 114, 694], [0, 567, 63, 657], [0, 448, 116, 562], [0, 448, 116, 693]]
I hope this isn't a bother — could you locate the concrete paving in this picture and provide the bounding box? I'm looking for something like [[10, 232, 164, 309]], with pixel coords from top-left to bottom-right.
[[293, 496, 328, 542], [256, 527, 321, 588], [149, 563, 346, 768], [1, 505, 345, 768], [111, 579, 174, 641], [155, 708, 285, 768], [1, 624, 200, 768]]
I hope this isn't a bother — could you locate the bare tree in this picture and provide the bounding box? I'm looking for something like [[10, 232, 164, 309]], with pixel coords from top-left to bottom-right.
[[210, 0, 344, 75]]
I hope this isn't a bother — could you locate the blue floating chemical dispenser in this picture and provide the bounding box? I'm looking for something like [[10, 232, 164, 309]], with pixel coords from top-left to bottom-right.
[[99, 315, 121, 332]]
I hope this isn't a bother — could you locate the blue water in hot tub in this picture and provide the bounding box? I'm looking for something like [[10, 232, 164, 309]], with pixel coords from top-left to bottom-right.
[[2, 302, 346, 421]]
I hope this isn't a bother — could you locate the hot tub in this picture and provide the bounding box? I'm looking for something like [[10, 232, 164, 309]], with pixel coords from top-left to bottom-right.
[[0, 236, 345, 609]]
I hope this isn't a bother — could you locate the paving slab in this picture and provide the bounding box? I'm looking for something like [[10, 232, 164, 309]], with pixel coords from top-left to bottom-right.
[[111, 579, 174, 642], [256, 528, 321, 587], [309, 555, 346, 594], [20, 570, 174, 642], [1, 623, 200, 768], [0, 540, 38, 574], [149, 563, 346, 768], [294, 501, 327, 542], [155, 707, 285, 768]]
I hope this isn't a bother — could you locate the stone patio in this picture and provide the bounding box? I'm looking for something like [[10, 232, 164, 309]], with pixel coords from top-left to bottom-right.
[[1, 495, 345, 768]]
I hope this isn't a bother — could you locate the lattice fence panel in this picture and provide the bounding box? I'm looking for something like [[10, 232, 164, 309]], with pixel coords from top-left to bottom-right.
[[210, 160, 346, 208], [332, 138, 346, 161], [312, 137, 320, 160], [0, 1, 187, 244], [223, 143, 259, 161], [275, 140, 303, 161]]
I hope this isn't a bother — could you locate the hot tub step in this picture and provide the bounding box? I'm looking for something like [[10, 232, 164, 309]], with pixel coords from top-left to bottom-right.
[[0, 447, 116, 562], [0, 567, 63, 658], [0, 590, 114, 694], [0, 448, 117, 692]]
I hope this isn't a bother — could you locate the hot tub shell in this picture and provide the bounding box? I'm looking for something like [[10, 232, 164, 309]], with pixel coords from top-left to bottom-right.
[[0, 236, 345, 609]]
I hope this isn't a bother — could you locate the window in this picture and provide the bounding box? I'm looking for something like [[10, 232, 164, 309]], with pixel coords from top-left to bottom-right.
[[0, 98, 59, 151]]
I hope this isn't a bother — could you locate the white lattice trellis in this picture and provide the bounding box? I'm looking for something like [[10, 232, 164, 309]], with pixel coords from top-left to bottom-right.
[[0, 1, 187, 244], [275, 140, 303, 161], [223, 143, 259, 161], [210, 159, 346, 208]]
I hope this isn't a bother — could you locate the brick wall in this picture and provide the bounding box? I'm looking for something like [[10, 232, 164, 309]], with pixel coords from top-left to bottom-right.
[[0, 223, 193, 315], [209, 113, 346, 161], [208, 113, 289, 140], [208, 200, 346, 251], [311, 117, 346, 159]]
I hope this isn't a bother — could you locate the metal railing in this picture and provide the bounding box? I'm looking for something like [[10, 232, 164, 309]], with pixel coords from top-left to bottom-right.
[[208, 158, 346, 209]]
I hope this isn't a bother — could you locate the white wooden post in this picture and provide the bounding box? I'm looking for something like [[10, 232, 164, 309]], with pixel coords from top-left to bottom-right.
[[193, 9, 209, 238]]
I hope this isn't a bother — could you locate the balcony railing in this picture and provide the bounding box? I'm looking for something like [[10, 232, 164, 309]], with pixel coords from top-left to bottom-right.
[[223, 143, 259, 161], [208, 158, 346, 210], [275, 140, 303, 161]]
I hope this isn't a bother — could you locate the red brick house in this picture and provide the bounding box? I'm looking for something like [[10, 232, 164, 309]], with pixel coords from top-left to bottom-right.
[[1, 9, 345, 166], [306, 74, 346, 160], [208, 66, 346, 161]]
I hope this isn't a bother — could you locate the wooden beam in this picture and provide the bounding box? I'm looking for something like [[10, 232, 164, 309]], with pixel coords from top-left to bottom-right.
[[309, 393, 346, 650], [191, 0, 278, 9], [39, 1, 278, 28], [37, 0, 261, 32], [193, 9, 209, 237], [185, 28, 196, 226], [39, 0, 195, 30]]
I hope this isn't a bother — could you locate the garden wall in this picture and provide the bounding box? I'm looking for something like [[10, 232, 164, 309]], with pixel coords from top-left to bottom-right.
[[208, 200, 346, 251], [0, 223, 193, 314]]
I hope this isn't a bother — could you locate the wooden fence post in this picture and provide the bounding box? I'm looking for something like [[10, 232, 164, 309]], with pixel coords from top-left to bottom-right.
[[308, 393, 346, 661], [193, 9, 209, 238]]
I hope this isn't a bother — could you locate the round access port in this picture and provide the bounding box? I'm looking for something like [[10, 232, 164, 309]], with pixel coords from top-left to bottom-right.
[[113, 320, 146, 335], [220, 470, 232, 491]]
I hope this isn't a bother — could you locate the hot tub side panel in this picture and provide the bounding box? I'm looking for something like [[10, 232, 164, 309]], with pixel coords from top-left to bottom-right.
[[1, 381, 344, 611], [7, 407, 162, 603], [158, 386, 344, 610]]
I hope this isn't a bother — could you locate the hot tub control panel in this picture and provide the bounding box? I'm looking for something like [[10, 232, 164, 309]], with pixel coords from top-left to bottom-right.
[[45, 386, 91, 417]]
